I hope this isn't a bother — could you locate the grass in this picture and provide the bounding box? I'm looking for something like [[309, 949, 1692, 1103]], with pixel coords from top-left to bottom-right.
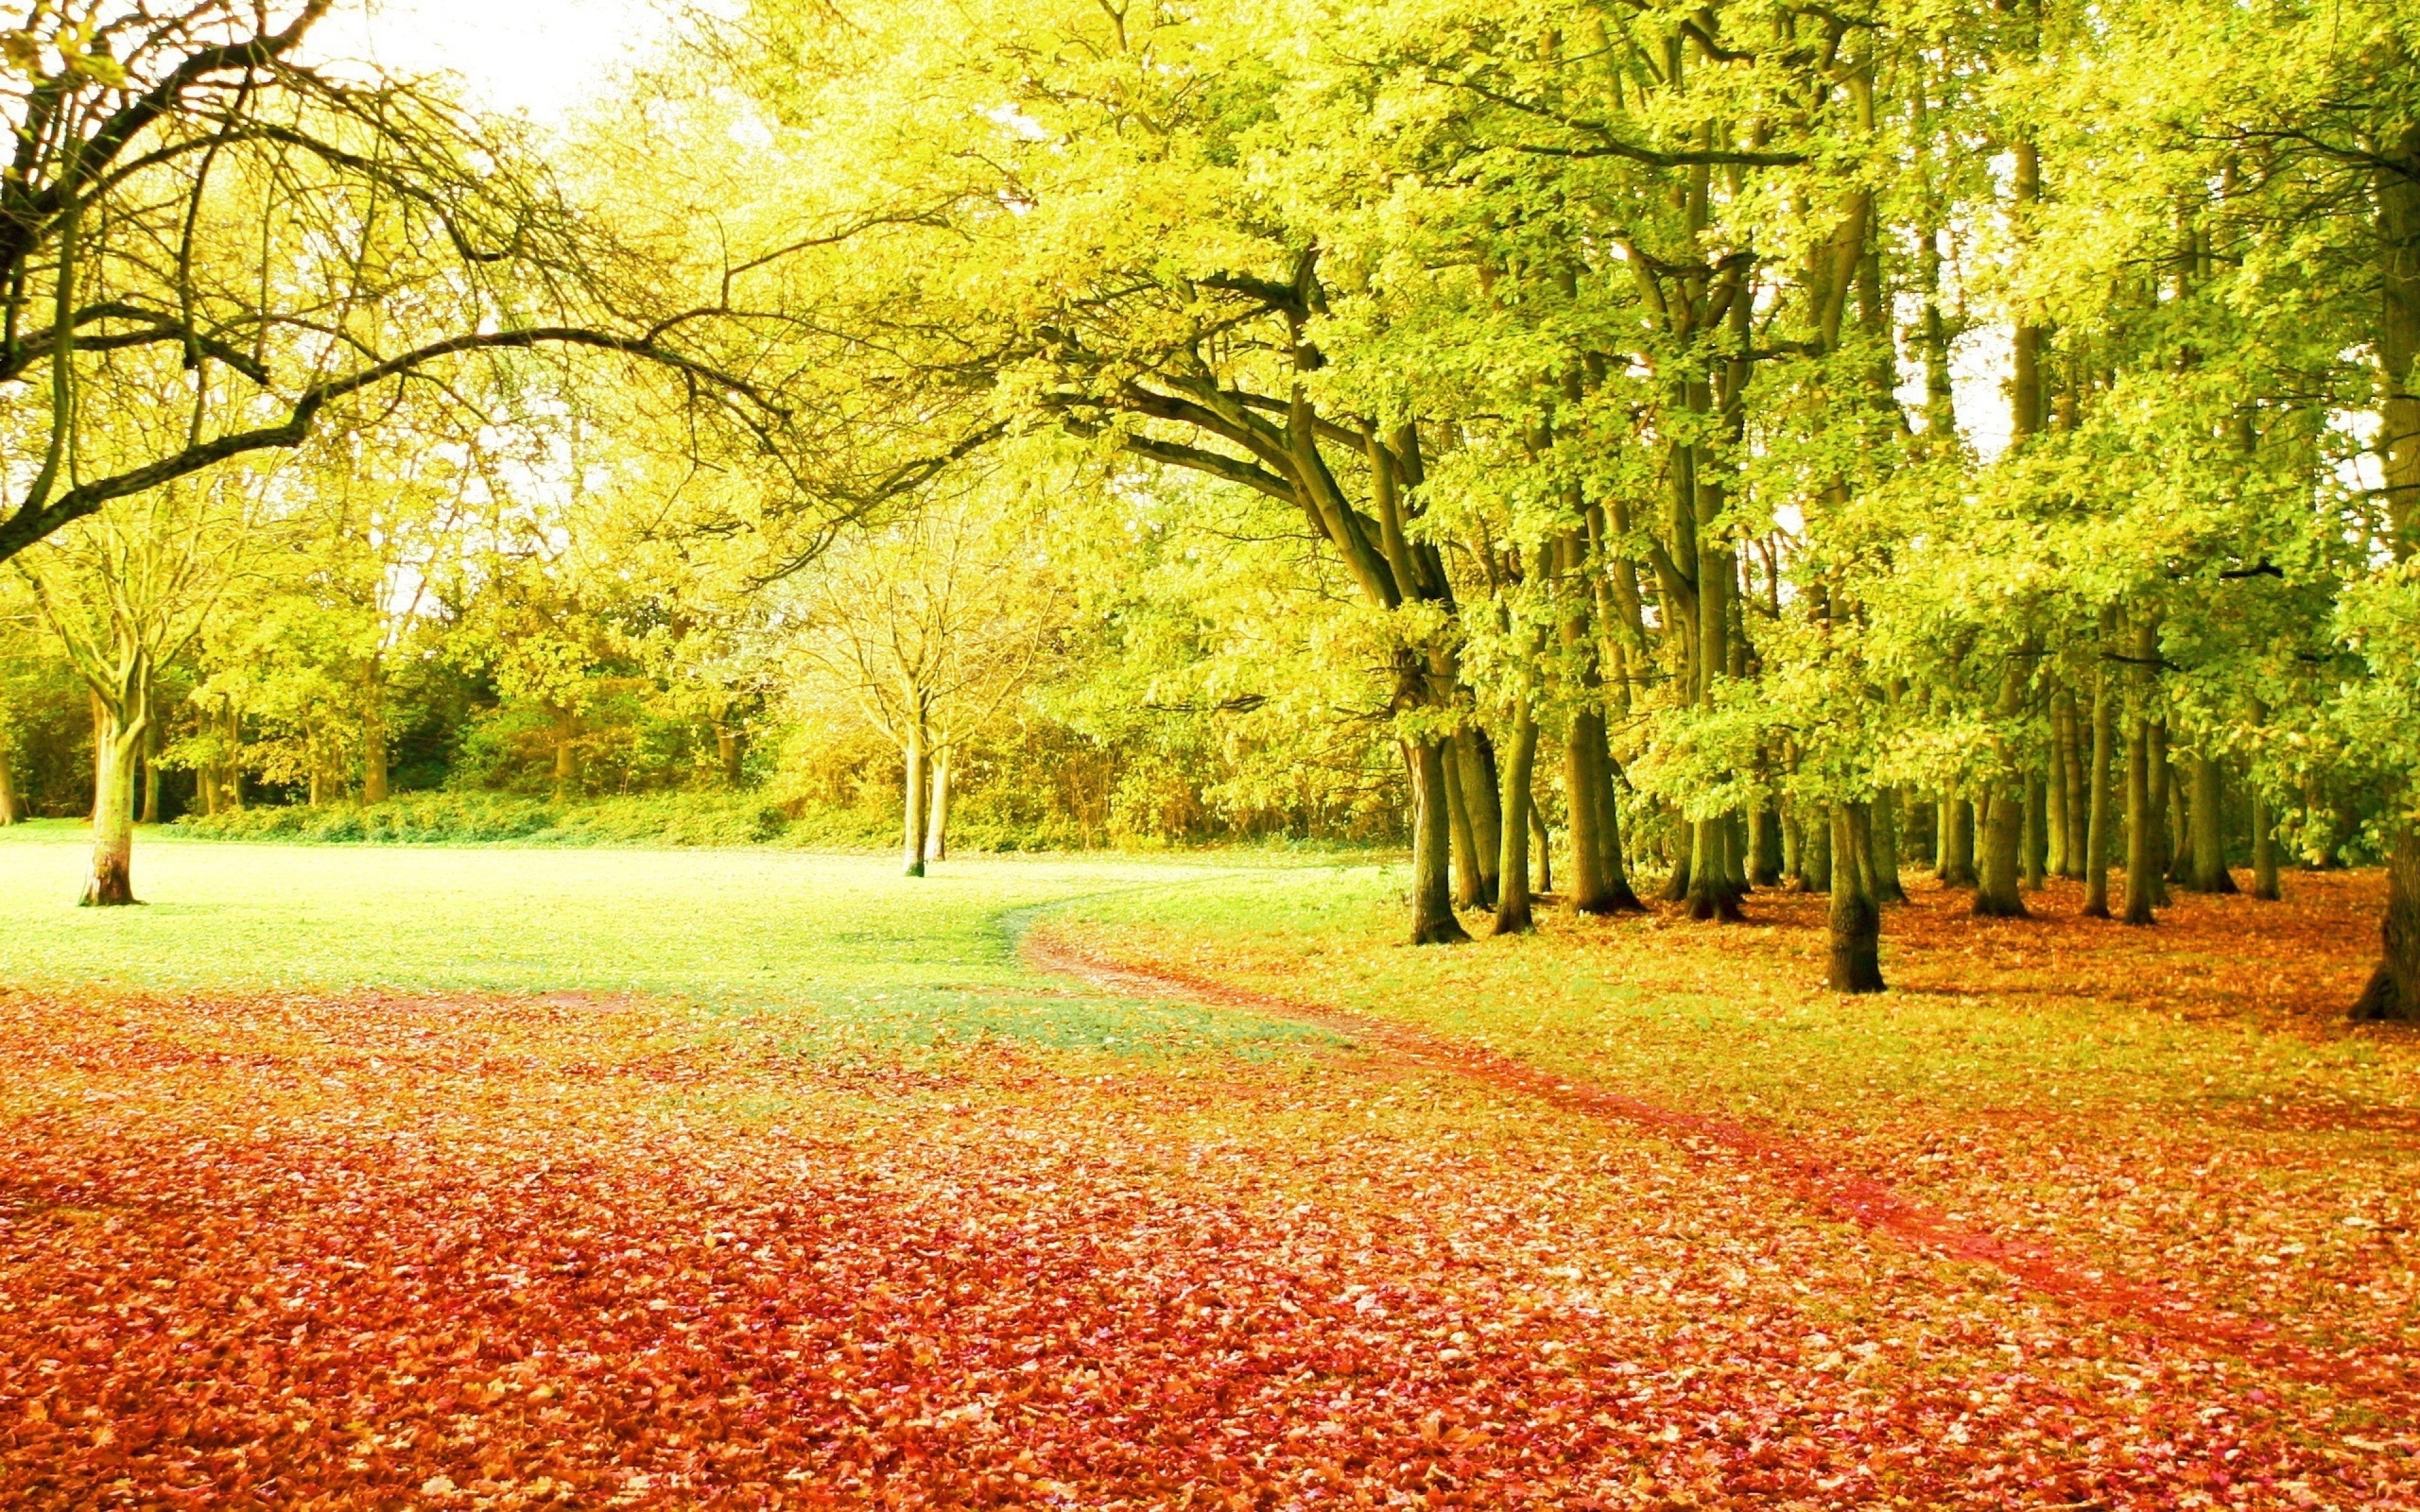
[[0, 821, 1332, 1057], [1051, 861, 2411, 1125], [3, 827, 2415, 1502]]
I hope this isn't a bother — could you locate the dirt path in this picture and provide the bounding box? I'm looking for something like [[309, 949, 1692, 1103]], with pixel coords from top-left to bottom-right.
[[1023, 927, 2408, 1409]]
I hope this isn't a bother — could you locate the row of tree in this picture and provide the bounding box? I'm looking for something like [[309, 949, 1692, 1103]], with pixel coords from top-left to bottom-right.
[[2, 3, 2414, 1018], [626, 0, 2416, 1014]]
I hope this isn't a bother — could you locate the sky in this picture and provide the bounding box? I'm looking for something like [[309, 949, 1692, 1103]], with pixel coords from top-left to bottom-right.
[[304, 0, 679, 126]]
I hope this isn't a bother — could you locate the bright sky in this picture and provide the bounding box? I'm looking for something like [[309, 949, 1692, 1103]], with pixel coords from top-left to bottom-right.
[[305, 0, 679, 125]]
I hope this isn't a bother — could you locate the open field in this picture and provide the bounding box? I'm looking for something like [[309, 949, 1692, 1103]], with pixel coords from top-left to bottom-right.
[[3, 834, 2417, 1508]]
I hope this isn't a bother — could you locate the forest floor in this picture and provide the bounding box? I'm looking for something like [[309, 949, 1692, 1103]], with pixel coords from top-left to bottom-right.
[[0, 831, 2414, 1509]]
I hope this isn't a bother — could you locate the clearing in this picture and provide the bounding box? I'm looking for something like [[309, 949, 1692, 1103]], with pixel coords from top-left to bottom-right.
[[1, 830, 2414, 1509]]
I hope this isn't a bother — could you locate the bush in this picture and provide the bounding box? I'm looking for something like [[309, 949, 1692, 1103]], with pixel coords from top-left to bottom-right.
[[176, 791, 1010, 852], [171, 790, 1400, 854], [175, 793, 786, 849]]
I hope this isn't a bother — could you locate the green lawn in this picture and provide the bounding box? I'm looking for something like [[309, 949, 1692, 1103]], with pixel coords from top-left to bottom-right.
[[0, 822, 1332, 1056]]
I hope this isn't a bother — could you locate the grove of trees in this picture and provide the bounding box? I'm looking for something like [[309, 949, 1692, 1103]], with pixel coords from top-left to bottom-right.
[[4, 0, 2417, 1019]]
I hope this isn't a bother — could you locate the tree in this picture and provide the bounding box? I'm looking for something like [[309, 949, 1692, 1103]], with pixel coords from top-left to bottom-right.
[[18, 462, 277, 902], [0, 2, 778, 566], [786, 489, 1068, 876]]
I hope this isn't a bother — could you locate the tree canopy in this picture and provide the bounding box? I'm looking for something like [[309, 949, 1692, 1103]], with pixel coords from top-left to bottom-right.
[[6, 0, 2419, 1016]]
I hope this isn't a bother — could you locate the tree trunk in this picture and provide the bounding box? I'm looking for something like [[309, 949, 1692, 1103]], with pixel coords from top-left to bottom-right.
[[1870, 788, 1907, 903], [363, 664, 391, 805], [2123, 621, 2161, 925], [2046, 691, 2073, 878], [362, 727, 389, 806], [2083, 656, 2116, 919], [0, 736, 17, 825], [1687, 815, 1744, 920], [2353, 125, 2419, 1015], [1943, 794, 1977, 886], [1563, 717, 1615, 915], [1494, 704, 1539, 936], [1661, 836, 1691, 902], [2146, 724, 2174, 905], [2060, 689, 2090, 876], [1529, 801, 1552, 896], [2020, 769, 2048, 891], [1445, 741, 1484, 911], [2252, 784, 2281, 902], [1749, 803, 1783, 886], [140, 720, 161, 826], [717, 724, 744, 786], [1460, 730, 1504, 910], [1806, 809, 1833, 892], [224, 702, 244, 811], [1974, 788, 2029, 917], [2353, 824, 2420, 1020], [1591, 726, 1645, 912], [2165, 751, 2193, 885], [1827, 805, 1885, 994], [902, 724, 930, 878], [927, 745, 953, 862], [2188, 753, 2237, 894], [1933, 793, 1951, 879], [1783, 805, 1807, 891], [84, 700, 147, 908], [1409, 739, 1471, 944]]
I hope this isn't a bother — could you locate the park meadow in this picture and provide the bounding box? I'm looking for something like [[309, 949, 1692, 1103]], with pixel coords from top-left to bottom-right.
[[4, 1, 2420, 1509]]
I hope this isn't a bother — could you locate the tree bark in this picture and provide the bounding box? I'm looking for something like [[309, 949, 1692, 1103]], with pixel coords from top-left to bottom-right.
[[1592, 727, 1645, 912], [2353, 826, 2420, 1020], [1943, 794, 1977, 886], [1870, 788, 1907, 903], [84, 693, 149, 908], [2123, 620, 2162, 925], [1828, 805, 1885, 993], [551, 708, 579, 804], [1749, 802, 1783, 886], [1563, 716, 1616, 915], [2083, 652, 2116, 918], [1783, 804, 1807, 891], [2146, 724, 2174, 906], [1687, 814, 1744, 920], [2165, 751, 2193, 885], [1461, 730, 1504, 910], [2351, 127, 2417, 1016], [2060, 688, 2090, 876], [1409, 739, 1471, 944], [1445, 741, 1484, 911], [902, 723, 931, 878], [1529, 801, 1552, 896], [1806, 808, 1833, 892], [224, 702, 244, 811], [717, 720, 744, 786], [140, 721, 161, 826], [2046, 690, 2074, 878], [2020, 769, 2048, 891], [0, 735, 17, 825], [1494, 704, 1540, 936], [1974, 788, 2030, 917], [2252, 784, 2281, 902], [928, 745, 953, 862], [363, 663, 391, 805], [1974, 649, 2032, 916], [2187, 753, 2237, 894]]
